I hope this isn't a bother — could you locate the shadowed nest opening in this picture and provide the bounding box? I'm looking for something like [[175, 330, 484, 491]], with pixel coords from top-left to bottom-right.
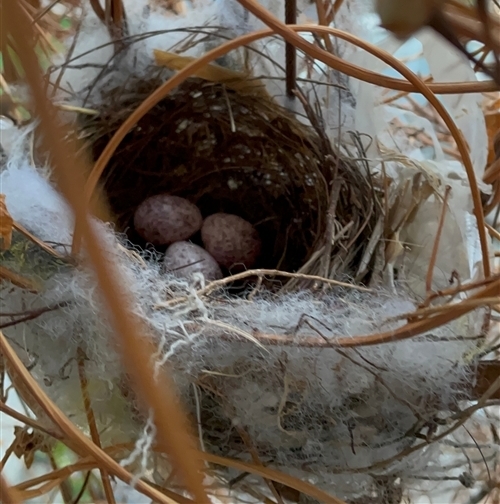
[[81, 71, 378, 281]]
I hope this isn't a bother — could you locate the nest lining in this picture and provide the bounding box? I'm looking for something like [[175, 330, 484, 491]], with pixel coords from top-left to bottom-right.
[[0, 215, 481, 502], [80, 71, 378, 281], [6, 259, 477, 498]]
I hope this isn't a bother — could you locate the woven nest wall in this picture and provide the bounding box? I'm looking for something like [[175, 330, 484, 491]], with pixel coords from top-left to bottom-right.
[[80, 72, 378, 280]]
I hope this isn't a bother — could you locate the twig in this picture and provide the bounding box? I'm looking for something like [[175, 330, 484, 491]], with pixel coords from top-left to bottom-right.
[[13, 221, 68, 260], [202, 319, 268, 351], [425, 273, 500, 304], [14, 461, 100, 493], [476, 0, 500, 82], [191, 384, 206, 454], [390, 297, 500, 322], [486, 222, 500, 241], [336, 347, 423, 419], [0, 301, 71, 330], [0, 475, 23, 504], [0, 402, 64, 440], [247, 274, 263, 300], [71, 471, 92, 504], [314, 0, 334, 53], [234, 425, 284, 504], [0, 436, 17, 469], [425, 185, 452, 294], [331, 0, 345, 19], [50, 14, 84, 99], [322, 181, 342, 278], [199, 277, 500, 348], [462, 424, 492, 485], [194, 452, 347, 504], [77, 349, 116, 504], [0, 265, 40, 292], [285, 0, 296, 98], [221, 85, 236, 132], [156, 269, 370, 308], [31, 0, 64, 23]]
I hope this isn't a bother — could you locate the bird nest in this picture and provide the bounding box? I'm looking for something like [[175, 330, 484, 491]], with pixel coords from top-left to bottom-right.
[[78, 70, 379, 283]]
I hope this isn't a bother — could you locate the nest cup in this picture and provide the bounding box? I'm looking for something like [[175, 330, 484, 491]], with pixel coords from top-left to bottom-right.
[[81, 71, 373, 280]]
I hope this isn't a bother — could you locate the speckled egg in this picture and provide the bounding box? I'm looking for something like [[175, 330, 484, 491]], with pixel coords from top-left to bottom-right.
[[133, 194, 202, 246], [163, 241, 223, 281], [201, 213, 261, 269]]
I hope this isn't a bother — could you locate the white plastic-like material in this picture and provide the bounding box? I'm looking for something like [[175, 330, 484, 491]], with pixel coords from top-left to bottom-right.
[[351, 27, 491, 296]]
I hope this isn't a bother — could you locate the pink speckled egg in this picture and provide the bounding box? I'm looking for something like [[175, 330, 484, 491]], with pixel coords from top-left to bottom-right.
[[133, 194, 202, 246], [201, 213, 261, 269], [163, 241, 222, 282]]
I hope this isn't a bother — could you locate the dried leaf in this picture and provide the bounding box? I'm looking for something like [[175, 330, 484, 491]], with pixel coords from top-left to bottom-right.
[[153, 49, 270, 98], [0, 194, 13, 250], [12, 425, 48, 469], [376, 0, 444, 38], [485, 97, 500, 114], [485, 109, 500, 164]]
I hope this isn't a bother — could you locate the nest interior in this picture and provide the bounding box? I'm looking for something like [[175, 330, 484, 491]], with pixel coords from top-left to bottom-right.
[[80, 72, 377, 280]]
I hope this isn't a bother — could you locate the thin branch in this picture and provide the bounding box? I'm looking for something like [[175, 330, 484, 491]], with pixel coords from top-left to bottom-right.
[[0, 302, 71, 330], [285, 0, 296, 98], [77, 349, 116, 504], [0, 475, 23, 504]]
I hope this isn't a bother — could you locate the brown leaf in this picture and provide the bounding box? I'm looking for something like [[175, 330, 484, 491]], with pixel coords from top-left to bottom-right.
[[0, 195, 13, 250], [153, 49, 270, 98], [12, 425, 48, 469], [376, 0, 444, 39], [485, 104, 500, 165]]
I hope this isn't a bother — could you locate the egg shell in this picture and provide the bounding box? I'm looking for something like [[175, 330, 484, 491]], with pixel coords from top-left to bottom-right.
[[201, 213, 261, 269], [133, 194, 202, 246], [163, 241, 223, 282]]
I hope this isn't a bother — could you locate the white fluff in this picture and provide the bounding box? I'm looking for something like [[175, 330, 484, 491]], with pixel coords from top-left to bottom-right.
[[1, 158, 74, 246], [49, 0, 362, 138]]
